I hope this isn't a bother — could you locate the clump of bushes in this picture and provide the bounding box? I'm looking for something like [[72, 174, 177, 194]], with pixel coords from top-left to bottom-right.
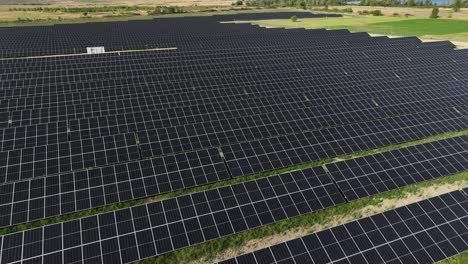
[[392, 12, 400, 16], [311, 6, 353, 13], [291, 15, 298, 22], [340, 7, 354, 13], [358, 9, 383, 16], [16, 17, 33, 23], [148, 6, 185, 15], [311, 7, 353, 13], [430, 7, 439, 18], [232, 0, 244, 5], [452, 0, 462, 12]]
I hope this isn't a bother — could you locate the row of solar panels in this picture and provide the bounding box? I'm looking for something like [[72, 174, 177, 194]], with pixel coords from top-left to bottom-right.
[[0, 137, 466, 263]]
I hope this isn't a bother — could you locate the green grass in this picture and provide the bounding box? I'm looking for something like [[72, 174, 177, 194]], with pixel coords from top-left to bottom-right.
[[369, 19, 468, 35], [439, 251, 468, 264], [141, 171, 468, 264], [251, 16, 468, 42]]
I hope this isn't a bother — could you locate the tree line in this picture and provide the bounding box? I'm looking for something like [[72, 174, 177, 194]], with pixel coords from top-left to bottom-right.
[[246, 0, 347, 8]]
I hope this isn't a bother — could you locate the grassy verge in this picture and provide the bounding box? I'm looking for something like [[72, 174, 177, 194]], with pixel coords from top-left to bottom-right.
[[141, 171, 468, 264], [251, 16, 468, 42], [0, 129, 466, 237], [333, 128, 468, 161], [439, 251, 468, 264]]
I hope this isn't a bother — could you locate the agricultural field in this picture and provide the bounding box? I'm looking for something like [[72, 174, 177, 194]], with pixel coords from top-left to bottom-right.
[[0, 5, 467, 264], [251, 15, 468, 43]]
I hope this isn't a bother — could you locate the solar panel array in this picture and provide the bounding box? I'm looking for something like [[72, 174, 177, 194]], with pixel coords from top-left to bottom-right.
[[0, 156, 465, 263], [327, 135, 468, 201], [0, 12, 340, 58], [0, 167, 347, 263], [0, 12, 467, 264], [220, 188, 468, 264]]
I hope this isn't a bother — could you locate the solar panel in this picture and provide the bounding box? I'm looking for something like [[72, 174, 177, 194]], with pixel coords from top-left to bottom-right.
[[326, 135, 468, 201], [459, 106, 468, 117], [220, 189, 468, 264]]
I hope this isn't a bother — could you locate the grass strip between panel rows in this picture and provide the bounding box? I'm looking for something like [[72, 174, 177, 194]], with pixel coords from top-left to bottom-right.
[[439, 251, 468, 264], [0, 129, 466, 238]]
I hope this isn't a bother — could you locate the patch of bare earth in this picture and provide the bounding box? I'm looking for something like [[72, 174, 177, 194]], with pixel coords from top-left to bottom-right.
[[190, 181, 467, 264]]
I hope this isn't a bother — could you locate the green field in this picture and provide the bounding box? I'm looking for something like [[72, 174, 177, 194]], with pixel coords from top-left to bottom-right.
[[251, 16, 468, 42]]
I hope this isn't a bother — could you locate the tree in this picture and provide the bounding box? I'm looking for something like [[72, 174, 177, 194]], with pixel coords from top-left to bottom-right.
[[430, 7, 439, 18], [291, 15, 298, 22], [453, 0, 462, 12]]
